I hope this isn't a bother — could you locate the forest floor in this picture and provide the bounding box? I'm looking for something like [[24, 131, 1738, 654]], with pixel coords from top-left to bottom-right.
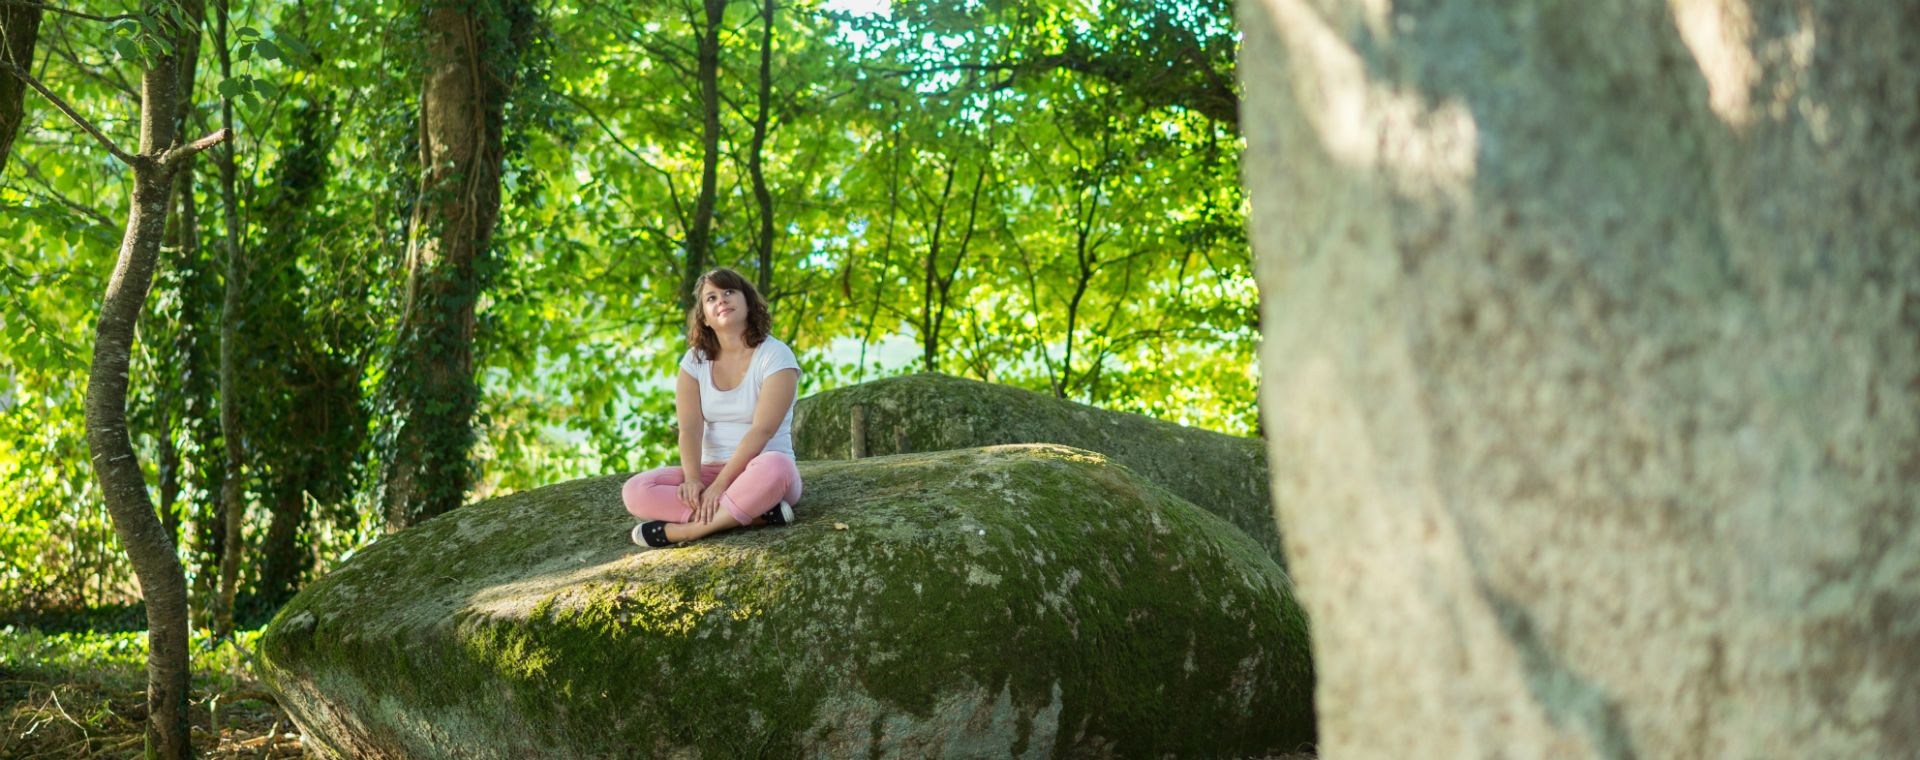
[[2, 623, 1313, 759], [0, 626, 308, 759]]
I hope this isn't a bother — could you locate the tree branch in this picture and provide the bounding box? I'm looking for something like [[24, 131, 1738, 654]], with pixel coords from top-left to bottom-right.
[[6, 156, 116, 225], [45, 35, 140, 99], [0, 58, 134, 164], [0, 0, 137, 23], [561, 92, 689, 227], [160, 127, 230, 167]]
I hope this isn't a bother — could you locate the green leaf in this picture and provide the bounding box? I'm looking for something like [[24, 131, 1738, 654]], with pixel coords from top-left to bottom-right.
[[111, 38, 140, 62], [279, 35, 311, 59], [255, 39, 283, 61]]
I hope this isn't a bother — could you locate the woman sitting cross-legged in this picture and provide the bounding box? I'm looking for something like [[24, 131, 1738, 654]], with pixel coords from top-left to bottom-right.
[[623, 267, 802, 548]]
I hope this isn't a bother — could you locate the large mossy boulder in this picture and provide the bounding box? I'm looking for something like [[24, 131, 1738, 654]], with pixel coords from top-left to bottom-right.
[[792, 373, 1282, 567], [258, 445, 1314, 758]]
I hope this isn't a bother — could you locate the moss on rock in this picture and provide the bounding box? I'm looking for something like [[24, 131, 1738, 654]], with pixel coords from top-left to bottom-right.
[[792, 373, 1283, 567], [258, 445, 1314, 759]]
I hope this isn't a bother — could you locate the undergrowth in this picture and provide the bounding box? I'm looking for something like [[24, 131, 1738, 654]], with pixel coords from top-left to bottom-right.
[[0, 626, 308, 758]]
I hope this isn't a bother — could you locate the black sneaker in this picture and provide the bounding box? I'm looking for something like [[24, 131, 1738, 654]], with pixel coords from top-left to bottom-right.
[[630, 520, 675, 549], [759, 501, 795, 527]]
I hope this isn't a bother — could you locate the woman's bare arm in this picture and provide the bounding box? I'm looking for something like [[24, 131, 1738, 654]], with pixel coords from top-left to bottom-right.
[[696, 368, 799, 519], [675, 369, 705, 508]]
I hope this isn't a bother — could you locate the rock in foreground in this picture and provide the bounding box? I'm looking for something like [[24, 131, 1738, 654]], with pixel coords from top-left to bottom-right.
[[793, 373, 1283, 567], [259, 445, 1314, 759]]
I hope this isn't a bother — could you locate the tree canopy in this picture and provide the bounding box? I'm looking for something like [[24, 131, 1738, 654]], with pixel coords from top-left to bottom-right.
[[0, 0, 1251, 616]]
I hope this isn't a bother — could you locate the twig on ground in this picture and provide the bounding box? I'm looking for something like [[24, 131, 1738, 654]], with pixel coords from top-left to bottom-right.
[[253, 717, 282, 760], [45, 689, 87, 738]]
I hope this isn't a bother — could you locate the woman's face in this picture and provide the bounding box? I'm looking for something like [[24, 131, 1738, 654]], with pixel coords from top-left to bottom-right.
[[700, 282, 747, 334]]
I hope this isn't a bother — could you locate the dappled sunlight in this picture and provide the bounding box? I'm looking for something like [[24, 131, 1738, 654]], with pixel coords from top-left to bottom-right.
[[1671, 0, 1758, 127], [1263, 0, 1478, 199], [1674, 0, 1834, 140], [461, 542, 740, 622], [464, 559, 625, 620]]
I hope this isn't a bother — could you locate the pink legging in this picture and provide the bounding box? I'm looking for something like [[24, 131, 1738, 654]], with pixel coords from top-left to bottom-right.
[[622, 452, 803, 525]]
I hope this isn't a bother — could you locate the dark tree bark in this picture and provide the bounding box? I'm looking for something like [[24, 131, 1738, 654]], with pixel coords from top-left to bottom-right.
[[916, 160, 987, 373], [0, 1, 40, 174], [381, 0, 525, 530], [917, 163, 956, 373], [5, 3, 227, 756], [1057, 150, 1106, 398], [679, 0, 723, 310], [253, 98, 348, 607], [257, 482, 305, 605], [748, 0, 775, 295]]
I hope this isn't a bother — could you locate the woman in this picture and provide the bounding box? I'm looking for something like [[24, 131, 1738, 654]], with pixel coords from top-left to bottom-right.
[[623, 267, 803, 548]]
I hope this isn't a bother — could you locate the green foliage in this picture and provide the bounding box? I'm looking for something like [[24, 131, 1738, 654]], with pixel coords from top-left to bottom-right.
[[0, 626, 289, 757], [2, 0, 1253, 613]]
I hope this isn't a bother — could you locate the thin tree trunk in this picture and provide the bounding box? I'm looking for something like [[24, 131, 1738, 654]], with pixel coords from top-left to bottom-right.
[[212, 0, 246, 637], [929, 164, 987, 368], [854, 115, 901, 383], [382, 0, 518, 530], [919, 162, 957, 372], [1058, 161, 1105, 398], [681, 0, 723, 310], [53, 4, 224, 753], [0, 1, 40, 175], [748, 0, 775, 295], [92, 161, 196, 759]]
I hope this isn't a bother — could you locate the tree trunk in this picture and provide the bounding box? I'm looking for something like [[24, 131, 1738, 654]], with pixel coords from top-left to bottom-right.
[[0, 1, 40, 175], [251, 97, 344, 607], [680, 0, 724, 310], [918, 162, 957, 372], [257, 480, 307, 608], [748, 0, 775, 295], [382, 0, 517, 531], [79, 7, 216, 754], [211, 0, 247, 639], [931, 165, 986, 368], [90, 164, 194, 760], [1244, 0, 1920, 756]]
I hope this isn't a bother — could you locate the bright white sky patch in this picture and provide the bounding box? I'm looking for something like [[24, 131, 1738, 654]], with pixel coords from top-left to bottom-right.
[[824, 0, 891, 17]]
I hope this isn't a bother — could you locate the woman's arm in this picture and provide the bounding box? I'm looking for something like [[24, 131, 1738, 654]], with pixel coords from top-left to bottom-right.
[[675, 369, 705, 510], [694, 368, 799, 521]]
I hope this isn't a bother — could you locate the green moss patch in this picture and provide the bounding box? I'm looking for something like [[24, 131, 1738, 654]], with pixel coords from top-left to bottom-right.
[[792, 373, 1285, 568], [258, 445, 1313, 758]]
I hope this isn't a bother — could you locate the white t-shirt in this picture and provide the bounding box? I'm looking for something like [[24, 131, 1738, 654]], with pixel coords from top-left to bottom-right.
[[680, 336, 802, 464]]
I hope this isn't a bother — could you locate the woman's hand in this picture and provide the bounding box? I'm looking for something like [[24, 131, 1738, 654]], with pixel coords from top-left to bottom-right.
[[695, 482, 728, 523], [678, 480, 704, 513]]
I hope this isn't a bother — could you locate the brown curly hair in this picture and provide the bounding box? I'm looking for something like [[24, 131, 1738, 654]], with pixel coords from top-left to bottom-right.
[[685, 267, 772, 361]]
